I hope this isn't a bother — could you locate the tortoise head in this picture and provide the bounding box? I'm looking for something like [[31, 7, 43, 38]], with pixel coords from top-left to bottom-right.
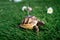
[[37, 21, 45, 26]]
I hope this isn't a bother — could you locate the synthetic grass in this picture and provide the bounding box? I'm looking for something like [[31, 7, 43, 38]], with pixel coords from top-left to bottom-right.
[[0, 0, 60, 40]]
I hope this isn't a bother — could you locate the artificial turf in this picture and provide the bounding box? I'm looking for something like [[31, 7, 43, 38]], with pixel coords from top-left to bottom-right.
[[0, 0, 60, 40]]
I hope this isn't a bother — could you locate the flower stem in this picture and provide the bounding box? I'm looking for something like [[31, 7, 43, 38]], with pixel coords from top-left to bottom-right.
[[27, 11, 30, 16]]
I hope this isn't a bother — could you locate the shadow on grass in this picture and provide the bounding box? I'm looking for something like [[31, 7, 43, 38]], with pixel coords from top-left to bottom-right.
[[10, 22, 48, 36]]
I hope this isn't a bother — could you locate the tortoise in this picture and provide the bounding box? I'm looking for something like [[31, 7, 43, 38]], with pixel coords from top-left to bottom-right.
[[19, 15, 45, 32]]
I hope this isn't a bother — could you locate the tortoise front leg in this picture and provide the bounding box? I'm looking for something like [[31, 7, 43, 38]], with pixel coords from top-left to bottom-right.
[[33, 26, 39, 32]]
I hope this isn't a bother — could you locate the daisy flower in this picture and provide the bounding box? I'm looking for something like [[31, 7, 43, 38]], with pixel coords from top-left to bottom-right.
[[47, 7, 53, 14], [14, 0, 22, 2], [28, 7, 32, 12], [22, 6, 27, 11]]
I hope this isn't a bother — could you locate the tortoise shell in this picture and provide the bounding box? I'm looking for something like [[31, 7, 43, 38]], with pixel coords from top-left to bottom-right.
[[20, 15, 39, 29]]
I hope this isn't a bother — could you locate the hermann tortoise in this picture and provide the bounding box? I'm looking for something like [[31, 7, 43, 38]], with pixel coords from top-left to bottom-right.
[[19, 15, 45, 32]]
